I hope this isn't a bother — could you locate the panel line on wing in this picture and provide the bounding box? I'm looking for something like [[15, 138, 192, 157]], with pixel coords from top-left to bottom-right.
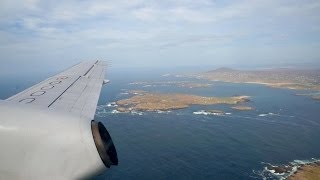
[[83, 60, 98, 77], [47, 76, 81, 108], [83, 65, 94, 77]]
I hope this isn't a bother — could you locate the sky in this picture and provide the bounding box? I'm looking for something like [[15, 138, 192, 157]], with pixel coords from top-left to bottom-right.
[[0, 0, 320, 74]]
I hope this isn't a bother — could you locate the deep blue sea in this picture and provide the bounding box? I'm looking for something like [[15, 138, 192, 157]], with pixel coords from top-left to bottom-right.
[[1, 68, 320, 180]]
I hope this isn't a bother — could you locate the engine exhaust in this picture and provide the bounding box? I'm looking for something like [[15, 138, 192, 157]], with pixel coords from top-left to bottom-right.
[[91, 120, 118, 168]]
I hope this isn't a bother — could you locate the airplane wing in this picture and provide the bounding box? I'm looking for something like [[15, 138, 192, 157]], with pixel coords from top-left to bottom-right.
[[6, 60, 106, 120], [0, 60, 118, 180]]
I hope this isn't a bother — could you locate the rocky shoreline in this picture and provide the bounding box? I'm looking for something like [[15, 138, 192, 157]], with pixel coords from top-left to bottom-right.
[[265, 160, 320, 180]]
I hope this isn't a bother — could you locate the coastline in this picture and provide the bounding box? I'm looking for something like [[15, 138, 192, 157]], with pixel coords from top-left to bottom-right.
[[288, 162, 320, 180], [262, 159, 320, 180]]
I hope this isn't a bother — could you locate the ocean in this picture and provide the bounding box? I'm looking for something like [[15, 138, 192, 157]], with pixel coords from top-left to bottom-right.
[[1, 68, 320, 180]]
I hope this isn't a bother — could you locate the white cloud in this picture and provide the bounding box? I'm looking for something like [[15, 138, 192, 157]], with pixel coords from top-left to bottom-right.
[[0, 0, 319, 68], [132, 7, 159, 21]]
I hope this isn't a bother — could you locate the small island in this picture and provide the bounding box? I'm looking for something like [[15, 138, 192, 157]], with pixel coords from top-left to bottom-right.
[[296, 93, 320, 101], [231, 106, 254, 111], [116, 90, 249, 112], [193, 110, 225, 116], [312, 95, 320, 101]]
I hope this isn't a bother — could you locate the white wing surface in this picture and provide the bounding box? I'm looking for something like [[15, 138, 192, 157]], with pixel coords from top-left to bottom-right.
[[6, 60, 106, 120], [0, 60, 118, 179]]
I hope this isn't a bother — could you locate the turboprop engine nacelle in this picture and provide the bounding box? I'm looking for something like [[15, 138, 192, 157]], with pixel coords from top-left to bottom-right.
[[0, 101, 118, 179]]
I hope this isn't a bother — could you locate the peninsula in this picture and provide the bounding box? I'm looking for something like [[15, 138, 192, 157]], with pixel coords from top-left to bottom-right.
[[116, 90, 249, 112], [183, 68, 320, 91]]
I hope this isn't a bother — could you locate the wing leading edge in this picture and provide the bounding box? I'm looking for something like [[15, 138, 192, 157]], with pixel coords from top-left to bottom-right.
[[7, 60, 107, 119]]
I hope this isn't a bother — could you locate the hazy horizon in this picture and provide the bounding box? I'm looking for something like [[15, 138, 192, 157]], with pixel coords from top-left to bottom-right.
[[0, 2, 320, 178], [0, 0, 320, 74]]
